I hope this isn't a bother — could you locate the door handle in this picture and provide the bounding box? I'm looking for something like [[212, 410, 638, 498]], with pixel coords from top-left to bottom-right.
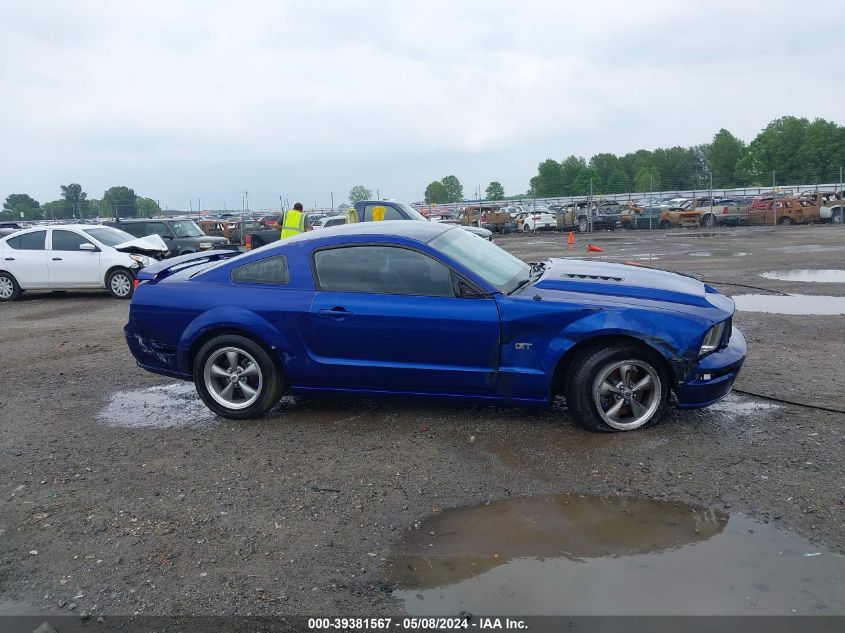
[[318, 307, 354, 319], [52, 257, 63, 261], [4, 257, 13, 261]]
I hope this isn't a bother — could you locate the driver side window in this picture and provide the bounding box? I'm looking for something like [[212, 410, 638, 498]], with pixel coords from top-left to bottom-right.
[[314, 246, 455, 297]]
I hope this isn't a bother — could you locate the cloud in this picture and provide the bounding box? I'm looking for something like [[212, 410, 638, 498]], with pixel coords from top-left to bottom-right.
[[1, 0, 842, 209]]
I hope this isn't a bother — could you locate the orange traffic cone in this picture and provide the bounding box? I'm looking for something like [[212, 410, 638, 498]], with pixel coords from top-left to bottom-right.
[[567, 231, 575, 245], [587, 244, 603, 253]]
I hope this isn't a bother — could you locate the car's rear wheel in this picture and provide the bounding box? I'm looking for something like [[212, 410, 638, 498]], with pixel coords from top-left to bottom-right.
[[107, 268, 134, 299], [565, 344, 670, 432], [0, 271, 22, 302], [779, 216, 793, 225], [659, 220, 671, 229], [577, 217, 588, 233], [832, 209, 842, 224], [193, 334, 283, 419], [700, 214, 715, 228]]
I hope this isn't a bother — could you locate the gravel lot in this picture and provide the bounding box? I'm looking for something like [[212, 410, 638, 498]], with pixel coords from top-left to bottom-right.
[[1, 223, 843, 617]]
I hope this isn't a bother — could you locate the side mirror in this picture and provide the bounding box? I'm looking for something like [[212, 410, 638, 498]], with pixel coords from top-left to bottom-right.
[[79, 243, 97, 251]]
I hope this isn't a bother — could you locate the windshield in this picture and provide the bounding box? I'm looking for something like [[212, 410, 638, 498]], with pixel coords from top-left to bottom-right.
[[430, 227, 530, 294], [170, 220, 205, 238], [399, 204, 428, 221], [83, 227, 136, 246]]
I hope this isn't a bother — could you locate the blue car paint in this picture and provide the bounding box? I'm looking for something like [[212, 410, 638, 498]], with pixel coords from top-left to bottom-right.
[[126, 221, 746, 409]]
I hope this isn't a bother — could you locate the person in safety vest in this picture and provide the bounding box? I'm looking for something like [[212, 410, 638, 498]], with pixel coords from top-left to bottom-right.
[[372, 205, 387, 221], [280, 202, 305, 239]]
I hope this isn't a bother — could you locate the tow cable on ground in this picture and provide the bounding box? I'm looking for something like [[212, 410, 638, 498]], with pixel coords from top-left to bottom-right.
[[699, 278, 844, 412], [732, 388, 845, 415]]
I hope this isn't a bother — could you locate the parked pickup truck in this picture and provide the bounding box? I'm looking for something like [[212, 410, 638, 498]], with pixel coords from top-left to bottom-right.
[[245, 201, 493, 250], [456, 205, 515, 233]]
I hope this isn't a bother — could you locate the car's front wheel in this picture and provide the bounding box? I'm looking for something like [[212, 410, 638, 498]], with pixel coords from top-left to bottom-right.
[[565, 344, 670, 432], [0, 271, 22, 302], [577, 218, 589, 233], [193, 334, 283, 419], [107, 268, 134, 299]]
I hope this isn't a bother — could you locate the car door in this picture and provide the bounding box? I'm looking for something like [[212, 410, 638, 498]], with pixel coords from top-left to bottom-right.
[[2, 230, 49, 288], [304, 244, 501, 394], [48, 229, 102, 287]]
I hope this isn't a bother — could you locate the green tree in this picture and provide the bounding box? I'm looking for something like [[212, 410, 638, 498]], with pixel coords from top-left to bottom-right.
[[102, 186, 137, 218], [348, 185, 372, 203], [424, 181, 448, 204], [60, 183, 87, 217], [136, 197, 162, 218], [736, 116, 809, 184], [796, 118, 845, 183], [485, 181, 505, 200], [3, 194, 41, 220], [605, 168, 630, 194], [530, 159, 566, 197], [619, 150, 655, 183], [440, 175, 463, 202], [706, 129, 745, 187], [633, 166, 661, 193], [571, 168, 602, 196], [588, 153, 622, 188], [560, 155, 587, 196]]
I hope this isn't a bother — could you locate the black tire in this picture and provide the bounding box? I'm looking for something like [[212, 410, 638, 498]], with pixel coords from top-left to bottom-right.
[[659, 220, 671, 230], [0, 271, 22, 302], [778, 217, 793, 225], [106, 268, 134, 299], [700, 214, 715, 228], [833, 209, 842, 224], [193, 334, 283, 420], [577, 217, 589, 233], [564, 343, 670, 433]]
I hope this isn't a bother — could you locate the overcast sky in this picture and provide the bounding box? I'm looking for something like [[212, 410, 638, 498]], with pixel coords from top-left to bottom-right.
[[1, 0, 842, 211]]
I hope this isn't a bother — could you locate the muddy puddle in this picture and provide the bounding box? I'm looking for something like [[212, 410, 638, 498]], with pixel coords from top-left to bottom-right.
[[98, 383, 382, 429], [98, 382, 216, 428], [761, 269, 845, 283], [387, 494, 845, 616], [732, 294, 845, 315], [689, 250, 748, 257]]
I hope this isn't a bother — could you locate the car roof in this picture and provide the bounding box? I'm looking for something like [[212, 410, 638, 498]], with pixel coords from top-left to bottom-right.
[[281, 219, 454, 245], [112, 217, 192, 223], [6, 224, 109, 233]]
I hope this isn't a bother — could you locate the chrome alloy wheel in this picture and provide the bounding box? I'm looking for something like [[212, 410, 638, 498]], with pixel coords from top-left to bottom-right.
[[0, 276, 13, 299], [592, 359, 662, 431], [203, 346, 264, 410], [110, 272, 132, 297]]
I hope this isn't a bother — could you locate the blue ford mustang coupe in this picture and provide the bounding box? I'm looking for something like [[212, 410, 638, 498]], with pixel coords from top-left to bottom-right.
[[125, 221, 746, 432]]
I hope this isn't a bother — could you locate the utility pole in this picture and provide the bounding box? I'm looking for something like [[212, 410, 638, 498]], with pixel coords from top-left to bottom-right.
[[649, 174, 653, 230], [331, 192, 334, 210], [772, 171, 777, 226], [588, 177, 593, 232], [244, 191, 249, 212], [709, 172, 713, 228]]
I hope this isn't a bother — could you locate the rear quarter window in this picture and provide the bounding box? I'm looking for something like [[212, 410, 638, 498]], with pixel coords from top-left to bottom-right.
[[231, 255, 290, 285], [5, 230, 46, 250]]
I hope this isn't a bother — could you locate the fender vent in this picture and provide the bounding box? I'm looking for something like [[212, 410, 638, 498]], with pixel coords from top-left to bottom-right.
[[563, 273, 623, 282]]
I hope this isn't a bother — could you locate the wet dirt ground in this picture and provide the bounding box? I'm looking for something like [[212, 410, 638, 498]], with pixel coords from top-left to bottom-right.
[[0, 224, 843, 618]]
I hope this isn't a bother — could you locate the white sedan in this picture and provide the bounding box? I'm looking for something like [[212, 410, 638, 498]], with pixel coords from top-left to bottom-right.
[[514, 210, 557, 232], [0, 224, 167, 302]]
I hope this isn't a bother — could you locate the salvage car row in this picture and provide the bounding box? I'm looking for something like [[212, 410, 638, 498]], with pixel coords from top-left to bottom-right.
[[418, 190, 845, 233]]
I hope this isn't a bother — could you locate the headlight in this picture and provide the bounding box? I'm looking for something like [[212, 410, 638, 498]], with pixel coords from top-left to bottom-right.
[[199, 242, 212, 249], [129, 254, 150, 268], [699, 322, 727, 356]]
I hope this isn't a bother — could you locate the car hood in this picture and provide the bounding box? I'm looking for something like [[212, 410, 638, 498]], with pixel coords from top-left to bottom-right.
[[533, 258, 733, 313], [462, 226, 493, 238], [113, 235, 169, 255]]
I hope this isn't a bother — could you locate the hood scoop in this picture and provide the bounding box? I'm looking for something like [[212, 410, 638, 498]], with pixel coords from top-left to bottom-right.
[[563, 273, 623, 282]]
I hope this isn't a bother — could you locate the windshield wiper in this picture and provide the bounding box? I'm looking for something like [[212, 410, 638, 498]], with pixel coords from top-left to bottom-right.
[[509, 265, 546, 295]]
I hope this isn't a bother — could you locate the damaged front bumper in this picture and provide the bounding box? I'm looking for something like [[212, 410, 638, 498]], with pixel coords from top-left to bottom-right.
[[676, 327, 747, 408]]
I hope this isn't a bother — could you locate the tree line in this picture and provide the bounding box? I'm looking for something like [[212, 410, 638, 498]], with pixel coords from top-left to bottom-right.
[[528, 115, 845, 198], [1, 185, 161, 221], [413, 115, 845, 204]]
